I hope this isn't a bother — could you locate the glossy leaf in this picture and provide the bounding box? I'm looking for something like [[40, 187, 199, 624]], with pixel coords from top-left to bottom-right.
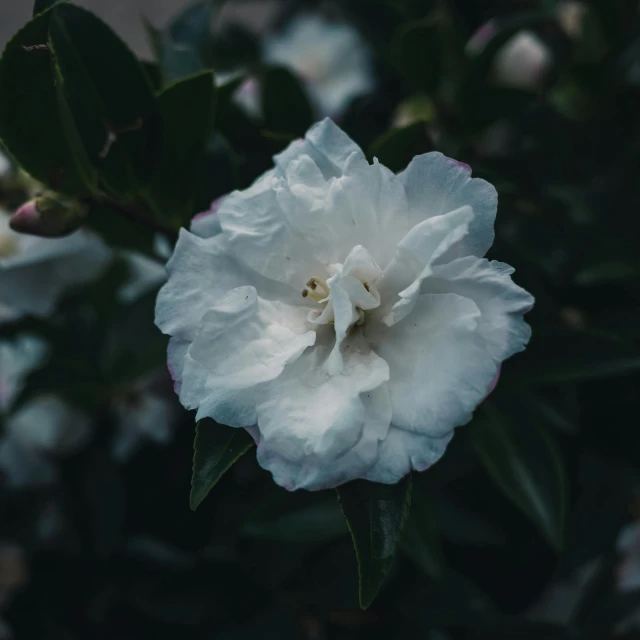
[[0, 10, 87, 194], [337, 475, 412, 609], [33, 0, 66, 17], [262, 66, 314, 137], [190, 419, 254, 511], [146, 70, 217, 223], [471, 405, 567, 552], [401, 489, 445, 579], [48, 4, 161, 196]]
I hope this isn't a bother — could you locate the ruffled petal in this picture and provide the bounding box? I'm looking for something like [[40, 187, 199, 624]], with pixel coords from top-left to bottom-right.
[[368, 292, 497, 435], [377, 205, 473, 326], [424, 256, 534, 363], [399, 152, 497, 260], [254, 342, 390, 490], [364, 425, 453, 484], [180, 286, 315, 425], [156, 229, 299, 341]]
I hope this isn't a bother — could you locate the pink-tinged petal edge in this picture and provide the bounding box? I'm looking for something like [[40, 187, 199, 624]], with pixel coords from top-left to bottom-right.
[[486, 365, 502, 398], [192, 196, 225, 223]]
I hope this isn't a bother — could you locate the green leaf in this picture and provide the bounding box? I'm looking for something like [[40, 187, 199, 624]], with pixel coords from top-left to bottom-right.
[[262, 66, 314, 137], [190, 419, 254, 511], [146, 70, 217, 223], [369, 122, 434, 172], [391, 19, 443, 93], [33, 0, 66, 17], [470, 404, 567, 552], [337, 475, 412, 609], [401, 489, 445, 579], [48, 3, 162, 196], [0, 10, 87, 194]]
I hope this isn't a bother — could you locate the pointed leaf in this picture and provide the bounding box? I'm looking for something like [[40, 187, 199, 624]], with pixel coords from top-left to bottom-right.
[[48, 4, 161, 196], [33, 0, 66, 17], [190, 419, 254, 511], [471, 404, 567, 552], [0, 10, 87, 194], [337, 475, 412, 609], [146, 70, 217, 223]]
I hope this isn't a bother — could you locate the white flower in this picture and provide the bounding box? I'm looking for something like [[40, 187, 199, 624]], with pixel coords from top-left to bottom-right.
[[264, 14, 375, 118], [0, 210, 111, 319], [156, 119, 533, 491], [0, 336, 92, 487], [468, 25, 551, 90], [111, 372, 179, 461]]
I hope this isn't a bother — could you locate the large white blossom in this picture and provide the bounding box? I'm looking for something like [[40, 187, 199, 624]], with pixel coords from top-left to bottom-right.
[[0, 210, 111, 320], [264, 14, 374, 118], [156, 119, 533, 491]]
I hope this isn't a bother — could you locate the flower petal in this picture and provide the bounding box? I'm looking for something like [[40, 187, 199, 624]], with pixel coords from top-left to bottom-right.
[[399, 152, 497, 260], [368, 292, 497, 435], [424, 256, 534, 363], [254, 342, 391, 490], [364, 426, 453, 484], [180, 286, 316, 425]]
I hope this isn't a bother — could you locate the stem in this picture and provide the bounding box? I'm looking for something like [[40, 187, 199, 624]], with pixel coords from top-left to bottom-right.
[[92, 193, 178, 243]]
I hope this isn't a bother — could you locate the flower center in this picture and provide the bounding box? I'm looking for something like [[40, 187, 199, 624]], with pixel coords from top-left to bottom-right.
[[301, 277, 330, 304], [0, 234, 18, 258]]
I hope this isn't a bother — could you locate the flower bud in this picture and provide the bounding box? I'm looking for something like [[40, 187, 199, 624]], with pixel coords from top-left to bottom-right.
[[9, 194, 88, 238]]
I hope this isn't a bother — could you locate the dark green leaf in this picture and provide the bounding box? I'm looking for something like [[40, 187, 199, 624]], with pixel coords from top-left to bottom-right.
[[471, 404, 567, 552], [48, 4, 161, 196], [401, 489, 445, 579], [337, 475, 412, 609], [190, 419, 254, 511], [369, 122, 434, 172], [391, 19, 443, 93], [0, 10, 87, 194], [33, 0, 66, 17], [262, 66, 314, 137], [146, 70, 217, 223]]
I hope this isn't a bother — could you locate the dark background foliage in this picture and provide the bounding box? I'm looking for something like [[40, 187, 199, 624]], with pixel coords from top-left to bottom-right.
[[1, 0, 640, 638]]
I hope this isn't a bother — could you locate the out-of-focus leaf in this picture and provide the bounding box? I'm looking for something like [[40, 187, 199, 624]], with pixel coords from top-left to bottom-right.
[[471, 404, 567, 552], [468, 622, 571, 639], [48, 4, 161, 196], [242, 499, 347, 543], [401, 489, 445, 579], [369, 122, 434, 172], [337, 475, 412, 609], [190, 419, 254, 511], [391, 19, 442, 93], [146, 71, 217, 223], [33, 0, 66, 16], [262, 66, 313, 137], [513, 331, 640, 383], [0, 10, 87, 194]]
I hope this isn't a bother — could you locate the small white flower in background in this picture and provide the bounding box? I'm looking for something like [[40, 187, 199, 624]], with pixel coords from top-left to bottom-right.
[[156, 119, 534, 491], [468, 23, 551, 90], [558, 1, 587, 39], [0, 209, 111, 320], [111, 371, 179, 461], [0, 336, 92, 487], [118, 235, 171, 303], [0, 151, 10, 178], [265, 14, 375, 118]]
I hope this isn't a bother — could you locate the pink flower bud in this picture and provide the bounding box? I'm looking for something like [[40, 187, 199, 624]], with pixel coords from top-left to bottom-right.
[[9, 195, 88, 238]]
